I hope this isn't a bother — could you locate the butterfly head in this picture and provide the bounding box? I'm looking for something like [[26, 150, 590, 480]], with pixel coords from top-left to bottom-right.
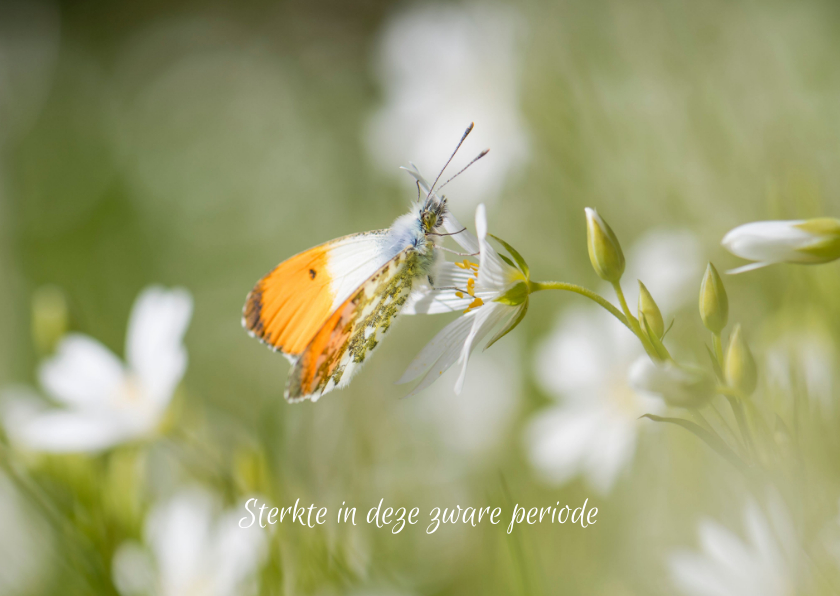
[[420, 194, 447, 234]]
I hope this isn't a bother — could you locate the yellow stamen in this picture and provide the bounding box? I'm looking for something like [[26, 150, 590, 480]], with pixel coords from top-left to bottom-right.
[[455, 291, 464, 298], [463, 296, 484, 313]]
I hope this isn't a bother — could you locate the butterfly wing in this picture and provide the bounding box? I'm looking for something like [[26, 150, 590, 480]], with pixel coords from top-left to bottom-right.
[[286, 247, 420, 402], [242, 230, 394, 358]]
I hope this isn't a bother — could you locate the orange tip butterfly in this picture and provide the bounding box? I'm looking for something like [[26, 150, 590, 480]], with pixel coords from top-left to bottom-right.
[[242, 124, 487, 402]]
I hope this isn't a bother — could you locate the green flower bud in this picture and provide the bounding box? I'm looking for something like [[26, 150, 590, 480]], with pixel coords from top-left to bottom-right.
[[637, 281, 664, 339], [585, 208, 625, 282], [32, 285, 68, 354], [699, 263, 728, 334], [725, 324, 757, 396]]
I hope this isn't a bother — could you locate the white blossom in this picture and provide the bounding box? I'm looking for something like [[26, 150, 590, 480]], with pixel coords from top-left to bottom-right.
[[400, 200, 527, 396], [365, 3, 530, 208], [112, 488, 266, 596], [669, 495, 805, 596], [1, 286, 192, 453], [722, 218, 840, 273]]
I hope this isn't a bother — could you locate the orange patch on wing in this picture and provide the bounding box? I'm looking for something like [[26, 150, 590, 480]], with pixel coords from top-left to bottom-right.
[[243, 244, 336, 355], [291, 293, 359, 398]]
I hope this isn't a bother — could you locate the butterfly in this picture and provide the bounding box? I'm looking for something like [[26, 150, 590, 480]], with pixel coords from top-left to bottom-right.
[[242, 124, 487, 402]]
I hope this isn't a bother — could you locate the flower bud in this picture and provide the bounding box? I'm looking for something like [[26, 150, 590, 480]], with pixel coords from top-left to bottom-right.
[[725, 324, 757, 396], [32, 285, 68, 354], [722, 217, 840, 273], [629, 357, 714, 408], [637, 281, 664, 339], [699, 263, 728, 334], [585, 208, 625, 282]]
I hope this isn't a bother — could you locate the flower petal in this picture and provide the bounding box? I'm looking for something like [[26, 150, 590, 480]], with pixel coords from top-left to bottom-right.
[[443, 210, 480, 254], [475, 204, 515, 290], [726, 261, 772, 275], [7, 407, 135, 453], [38, 334, 124, 409], [403, 289, 495, 315], [454, 303, 511, 393], [722, 221, 812, 264], [525, 405, 602, 486], [145, 488, 214, 592], [398, 312, 476, 384], [126, 286, 193, 409], [211, 508, 267, 593], [402, 262, 486, 314]]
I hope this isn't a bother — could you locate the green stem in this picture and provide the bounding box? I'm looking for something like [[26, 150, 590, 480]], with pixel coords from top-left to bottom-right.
[[713, 333, 725, 368], [707, 401, 745, 455], [726, 396, 756, 463], [530, 281, 631, 331]]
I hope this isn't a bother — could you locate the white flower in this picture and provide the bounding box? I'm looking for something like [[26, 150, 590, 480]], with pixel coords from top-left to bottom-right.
[[525, 230, 700, 494], [365, 3, 530, 207], [1, 286, 192, 453], [669, 495, 805, 596], [112, 488, 265, 596], [722, 218, 840, 273], [525, 306, 662, 494], [399, 201, 527, 396]]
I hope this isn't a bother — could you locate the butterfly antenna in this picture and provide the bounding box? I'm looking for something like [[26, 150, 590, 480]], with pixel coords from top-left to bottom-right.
[[426, 122, 474, 202], [436, 149, 489, 192]]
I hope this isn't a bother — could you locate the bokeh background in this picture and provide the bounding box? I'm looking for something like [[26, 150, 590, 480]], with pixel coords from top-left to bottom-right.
[[2, 0, 840, 594]]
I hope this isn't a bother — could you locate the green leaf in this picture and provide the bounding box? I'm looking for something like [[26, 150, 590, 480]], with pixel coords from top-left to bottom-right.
[[498, 254, 517, 269], [642, 314, 669, 360], [489, 234, 529, 279], [640, 414, 752, 477], [662, 317, 675, 339], [485, 300, 528, 351]]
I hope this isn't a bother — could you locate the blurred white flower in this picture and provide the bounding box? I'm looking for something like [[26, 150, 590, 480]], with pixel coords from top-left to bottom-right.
[[525, 306, 661, 494], [1, 286, 192, 453], [525, 230, 700, 494], [112, 487, 265, 596], [366, 3, 530, 208], [0, 473, 53, 594], [722, 218, 840, 273], [669, 495, 805, 596], [400, 200, 527, 396]]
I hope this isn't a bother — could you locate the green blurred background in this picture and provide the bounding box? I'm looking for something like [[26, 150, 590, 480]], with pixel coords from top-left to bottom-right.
[[2, 0, 840, 594]]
